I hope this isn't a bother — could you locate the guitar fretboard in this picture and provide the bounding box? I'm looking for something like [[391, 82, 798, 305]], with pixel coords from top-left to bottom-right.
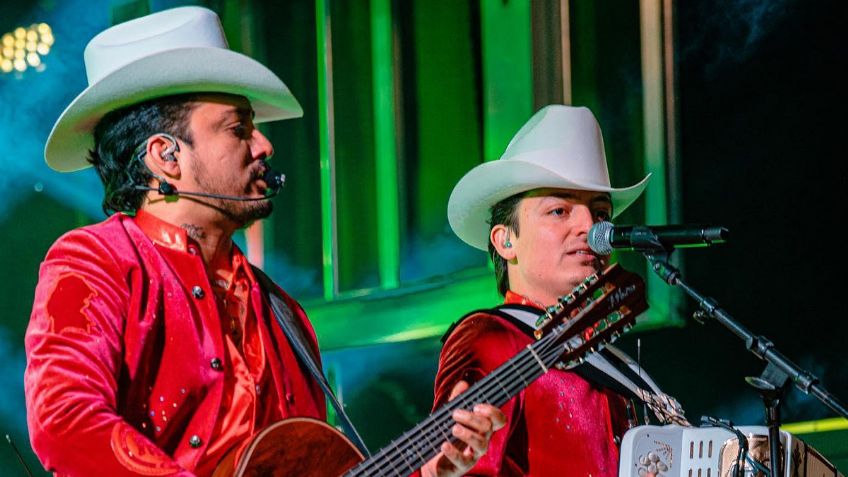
[[344, 320, 577, 477]]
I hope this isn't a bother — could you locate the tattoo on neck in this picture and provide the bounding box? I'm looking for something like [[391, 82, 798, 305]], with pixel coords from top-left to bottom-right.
[[181, 224, 206, 240]]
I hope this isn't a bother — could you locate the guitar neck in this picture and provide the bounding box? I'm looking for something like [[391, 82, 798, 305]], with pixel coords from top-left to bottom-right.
[[344, 264, 644, 477], [345, 331, 561, 477]]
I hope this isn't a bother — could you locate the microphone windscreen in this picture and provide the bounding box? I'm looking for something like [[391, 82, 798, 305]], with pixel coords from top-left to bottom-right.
[[588, 221, 615, 256]]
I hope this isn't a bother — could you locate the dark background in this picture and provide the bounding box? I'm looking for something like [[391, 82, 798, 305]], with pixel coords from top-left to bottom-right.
[[621, 0, 847, 426]]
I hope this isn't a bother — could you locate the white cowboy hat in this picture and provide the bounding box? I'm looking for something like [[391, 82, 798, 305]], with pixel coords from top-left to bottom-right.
[[45, 6, 303, 172], [448, 104, 651, 251]]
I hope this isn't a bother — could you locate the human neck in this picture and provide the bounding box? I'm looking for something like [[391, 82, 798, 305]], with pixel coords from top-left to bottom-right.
[[141, 201, 239, 265], [508, 288, 560, 308], [507, 273, 575, 308]]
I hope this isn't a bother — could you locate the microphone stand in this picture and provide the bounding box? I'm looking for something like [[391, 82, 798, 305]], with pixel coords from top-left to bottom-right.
[[631, 234, 848, 477]]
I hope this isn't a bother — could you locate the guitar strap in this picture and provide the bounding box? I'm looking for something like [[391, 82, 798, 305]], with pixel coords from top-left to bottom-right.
[[442, 304, 689, 426], [251, 266, 371, 456]]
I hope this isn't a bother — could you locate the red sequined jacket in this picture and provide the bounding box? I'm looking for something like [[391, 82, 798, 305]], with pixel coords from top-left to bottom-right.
[[432, 293, 632, 477], [25, 213, 326, 476]]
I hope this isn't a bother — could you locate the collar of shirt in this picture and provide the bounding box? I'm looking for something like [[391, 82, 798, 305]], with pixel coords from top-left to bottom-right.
[[131, 210, 257, 283], [504, 290, 545, 309], [132, 209, 192, 252]]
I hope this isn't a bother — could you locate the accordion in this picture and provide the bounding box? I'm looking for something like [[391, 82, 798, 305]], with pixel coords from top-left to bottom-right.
[[619, 424, 843, 477]]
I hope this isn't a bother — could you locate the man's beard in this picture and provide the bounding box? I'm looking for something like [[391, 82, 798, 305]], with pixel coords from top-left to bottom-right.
[[192, 160, 274, 225], [217, 198, 273, 226]]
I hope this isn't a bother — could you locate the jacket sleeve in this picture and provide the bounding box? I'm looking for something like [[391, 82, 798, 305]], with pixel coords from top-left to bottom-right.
[[432, 313, 529, 477], [25, 229, 194, 477]]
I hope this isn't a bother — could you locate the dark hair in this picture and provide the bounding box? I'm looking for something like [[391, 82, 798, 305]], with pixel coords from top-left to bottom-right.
[[87, 94, 198, 215], [488, 192, 527, 296]]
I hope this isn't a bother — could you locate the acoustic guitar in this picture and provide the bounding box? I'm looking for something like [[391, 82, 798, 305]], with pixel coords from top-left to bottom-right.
[[213, 263, 647, 477]]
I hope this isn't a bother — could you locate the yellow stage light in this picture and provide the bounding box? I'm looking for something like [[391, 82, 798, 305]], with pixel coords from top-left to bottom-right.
[[2, 22, 53, 74]]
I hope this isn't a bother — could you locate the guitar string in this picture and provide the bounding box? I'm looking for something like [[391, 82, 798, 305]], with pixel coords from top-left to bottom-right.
[[364, 319, 630, 477], [349, 300, 633, 475], [347, 322, 576, 476], [348, 334, 557, 476], [351, 353, 548, 476], [349, 312, 627, 476], [371, 327, 602, 477]]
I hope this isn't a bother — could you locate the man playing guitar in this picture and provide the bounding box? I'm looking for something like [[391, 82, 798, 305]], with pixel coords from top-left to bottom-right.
[[25, 7, 503, 476], [433, 105, 655, 476]]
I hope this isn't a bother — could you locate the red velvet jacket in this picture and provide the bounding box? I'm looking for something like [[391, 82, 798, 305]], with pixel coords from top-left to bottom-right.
[[25, 213, 326, 476], [432, 294, 631, 477]]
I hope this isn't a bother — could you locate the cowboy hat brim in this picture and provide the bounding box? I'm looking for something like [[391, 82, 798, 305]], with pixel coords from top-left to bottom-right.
[[45, 46, 303, 172], [448, 158, 651, 251]]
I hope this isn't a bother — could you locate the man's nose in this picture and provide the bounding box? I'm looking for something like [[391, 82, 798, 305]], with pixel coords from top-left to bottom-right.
[[574, 205, 595, 234], [250, 129, 274, 160]]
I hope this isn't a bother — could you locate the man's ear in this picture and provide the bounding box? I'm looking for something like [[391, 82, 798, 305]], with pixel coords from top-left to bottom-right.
[[145, 134, 182, 178], [490, 224, 517, 261]]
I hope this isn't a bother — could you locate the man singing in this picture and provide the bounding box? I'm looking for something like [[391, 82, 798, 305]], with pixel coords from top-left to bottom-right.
[[25, 7, 502, 476], [433, 105, 681, 476]]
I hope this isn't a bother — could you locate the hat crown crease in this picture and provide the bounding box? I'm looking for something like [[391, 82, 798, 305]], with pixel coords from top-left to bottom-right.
[[84, 7, 227, 85]]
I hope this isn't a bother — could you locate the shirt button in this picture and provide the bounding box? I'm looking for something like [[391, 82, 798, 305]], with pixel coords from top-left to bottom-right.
[[192, 286, 205, 299], [210, 357, 223, 371], [189, 435, 202, 448], [285, 392, 294, 404], [188, 246, 198, 255]]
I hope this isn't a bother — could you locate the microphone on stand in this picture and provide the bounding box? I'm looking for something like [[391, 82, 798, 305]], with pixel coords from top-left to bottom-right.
[[588, 221, 728, 255]]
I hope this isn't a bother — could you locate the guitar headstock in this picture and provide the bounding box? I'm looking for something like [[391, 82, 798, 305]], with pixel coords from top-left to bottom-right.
[[535, 263, 648, 367]]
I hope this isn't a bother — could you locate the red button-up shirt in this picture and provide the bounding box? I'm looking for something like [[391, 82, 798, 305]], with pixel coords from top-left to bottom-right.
[[133, 211, 282, 476]]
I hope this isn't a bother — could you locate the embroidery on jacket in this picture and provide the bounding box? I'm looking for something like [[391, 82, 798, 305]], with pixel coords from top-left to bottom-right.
[[46, 273, 98, 335], [110, 421, 182, 475]]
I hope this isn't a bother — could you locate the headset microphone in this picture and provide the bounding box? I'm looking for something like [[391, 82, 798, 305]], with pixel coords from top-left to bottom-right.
[[137, 162, 285, 202], [133, 133, 286, 202], [261, 167, 285, 193]]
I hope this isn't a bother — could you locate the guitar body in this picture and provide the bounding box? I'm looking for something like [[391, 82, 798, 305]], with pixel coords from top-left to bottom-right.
[[212, 417, 364, 477]]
